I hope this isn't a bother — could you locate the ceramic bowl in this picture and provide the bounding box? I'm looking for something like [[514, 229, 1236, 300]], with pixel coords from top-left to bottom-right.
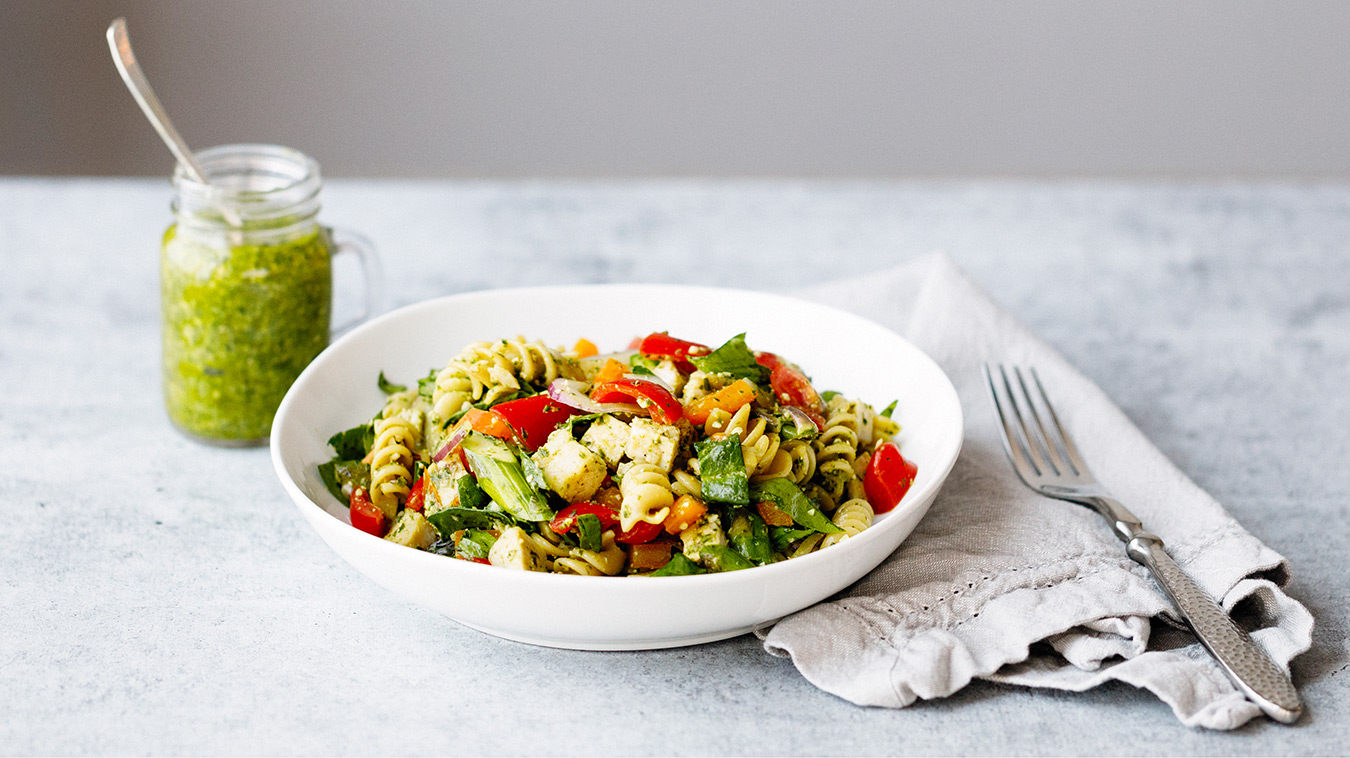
[[271, 284, 963, 649]]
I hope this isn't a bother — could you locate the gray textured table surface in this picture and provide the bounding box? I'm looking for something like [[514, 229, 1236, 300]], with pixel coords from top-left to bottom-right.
[[2, 178, 1347, 755]]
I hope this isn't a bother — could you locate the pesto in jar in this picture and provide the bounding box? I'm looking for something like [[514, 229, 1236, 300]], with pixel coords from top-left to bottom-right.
[[161, 224, 331, 443]]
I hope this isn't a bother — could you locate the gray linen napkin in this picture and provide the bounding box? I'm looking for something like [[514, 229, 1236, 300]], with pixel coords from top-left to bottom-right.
[[765, 253, 1313, 730]]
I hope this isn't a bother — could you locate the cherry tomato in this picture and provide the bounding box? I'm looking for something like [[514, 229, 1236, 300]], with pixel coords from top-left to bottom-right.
[[405, 476, 427, 513], [864, 442, 917, 514], [614, 519, 663, 545], [549, 502, 620, 535], [769, 363, 826, 430], [591, 378, 684, 425], [639, 332, 711, 372], [348, 487, 387, 536], [490, 394, 581, 451]]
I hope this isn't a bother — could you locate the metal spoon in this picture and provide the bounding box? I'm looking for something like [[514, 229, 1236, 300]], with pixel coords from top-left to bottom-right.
[[106, 17, 242, 227]]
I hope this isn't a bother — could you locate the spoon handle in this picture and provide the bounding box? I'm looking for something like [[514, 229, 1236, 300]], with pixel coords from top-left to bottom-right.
[[105, 18, 210, 184]]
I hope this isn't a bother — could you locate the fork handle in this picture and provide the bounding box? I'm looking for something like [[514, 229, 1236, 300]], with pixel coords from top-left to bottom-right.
[[1125, 533, 1302, 723]]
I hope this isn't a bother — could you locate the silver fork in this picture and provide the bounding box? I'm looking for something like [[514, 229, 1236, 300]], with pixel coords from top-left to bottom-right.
[[983, 364, 1301, 724]]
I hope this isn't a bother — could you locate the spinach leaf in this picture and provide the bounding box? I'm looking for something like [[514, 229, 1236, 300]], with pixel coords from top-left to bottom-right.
[[456, 529, 497, 560], [327, 423, 374, 461], [770, 526, 815, 553], [426, 507, 514, 537], [699, 544, 754, 572], [695, 437, 750, 505], [416, 368, 439, 400], [729, 512, 773, 565], [576, 513, 603, 552], [650, 552, 707, 576], [520, 453, 549, 492], [317, 459, 368, 503], [377, 371, 407, 394], [456, 474, 492, 511], [750, 478, 841, 534], [880, 399, 897, 418], [690, 333, 769, 383]]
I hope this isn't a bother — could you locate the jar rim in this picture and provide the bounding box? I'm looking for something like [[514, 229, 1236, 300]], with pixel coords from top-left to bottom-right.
[[172, 144, 322, 231]]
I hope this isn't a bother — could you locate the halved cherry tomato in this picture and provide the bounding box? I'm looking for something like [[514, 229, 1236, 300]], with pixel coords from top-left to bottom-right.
[[591, 378, 683, 425], [768, 362, 826, 430], [405, 476, 427, 513], [491, 393, 581, 451], [684, 378, 757, 425], [754, 351, 783, 372], [864, 442, 917, 514], [549, 502, 620, 535], [639, 332, 711, 372], [663, 494, 707, 534], [349, 487, 387, 536], [594, 357, 628, 385], [614, 519, 663, 545]]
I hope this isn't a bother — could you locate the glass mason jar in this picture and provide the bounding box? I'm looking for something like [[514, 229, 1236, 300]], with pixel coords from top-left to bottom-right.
[[161, 144, 378, 446]]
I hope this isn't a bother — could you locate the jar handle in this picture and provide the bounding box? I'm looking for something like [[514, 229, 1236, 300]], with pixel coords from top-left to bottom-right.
[[328, 227, 382, 336]]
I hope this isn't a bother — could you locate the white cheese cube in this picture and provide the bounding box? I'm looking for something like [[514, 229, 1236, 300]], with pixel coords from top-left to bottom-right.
[[580, 414, 630, 467], [532, 427, 608, 503], [624, 417, 682, 473]]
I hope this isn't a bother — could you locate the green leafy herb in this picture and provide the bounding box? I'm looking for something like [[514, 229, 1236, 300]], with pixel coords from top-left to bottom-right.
[[820, 390, 841, 403], [377, 371, 407, 394], [460, 433, 554, 521], [520, 453, 549, 492], [629, 354, 661, 374], [457, 474, 492, 511], [770, 526, 815, 552], [456, 529, 497, 560], [576, 513, 603, 552], [750, 478, 841, 534], [699, 544, 754, 572], [695, 437, 750, 505], [729, 512, 773, 565], [416, 368, 439, 399], [650, 552, 707, 576], [317, 459, 369, 503], [690, 333, 769, 383], [426, 507, 514, 537], [558, 412, 606, 439], [327, 423, 374, 461], [880, 400, 897, 418]]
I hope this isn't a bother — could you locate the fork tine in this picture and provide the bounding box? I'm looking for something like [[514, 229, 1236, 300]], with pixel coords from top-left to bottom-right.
[[983, 363, 1039, 479], [1012, 366, 1068, 476], [1028, 368, 1090, 476], [996, 364, 1055, 475]]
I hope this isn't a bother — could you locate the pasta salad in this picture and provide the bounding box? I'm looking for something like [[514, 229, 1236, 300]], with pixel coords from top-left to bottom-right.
[[317, 332, 918, 576]]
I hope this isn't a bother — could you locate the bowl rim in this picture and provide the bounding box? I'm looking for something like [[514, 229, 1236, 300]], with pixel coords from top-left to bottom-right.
[[271, 282, 964, 587]]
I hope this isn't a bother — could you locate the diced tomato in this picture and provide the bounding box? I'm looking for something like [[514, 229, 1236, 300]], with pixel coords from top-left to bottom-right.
[[684, 378, 757, 425], [594, 358, 628, 385], [405, 476, 427, 513], [663, 494, 707, 534], [864, 442, 917, 514], [549, 502, 620, 535], [638, 332, 711, 372], [591, 378, 683, 425], [769, 363, 826, 430], [491, 393, 581, 451], [573, 338, 598, 359], [614, 519, 663, 545], [349, 487, 388, 536], [629, 541, 674, 570]]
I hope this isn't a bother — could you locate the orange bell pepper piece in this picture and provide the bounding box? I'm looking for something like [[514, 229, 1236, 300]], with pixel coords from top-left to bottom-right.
[[684, 378, 757, 425]]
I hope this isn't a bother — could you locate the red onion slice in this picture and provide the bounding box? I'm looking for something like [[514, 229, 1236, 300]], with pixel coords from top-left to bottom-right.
[[783, 404, 821, 433], [432, 425, 470, 462], [547, 378, 643, 415]]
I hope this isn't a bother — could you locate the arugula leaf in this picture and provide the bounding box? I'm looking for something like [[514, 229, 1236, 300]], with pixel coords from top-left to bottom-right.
[[456, 474, 492, 511], [750, 478, 841, 534], [690, 333, 769, 383], [377, 371, 407, 394], [695, 437, 750, 505], [770, 526, 815, 552], [327, 423, 374, 461], [456, 529, 497, 560], [576, 513, 603, 552], [880, 400, 898, 418], [649, 552, 707, 576], [426, 507, 514, 537]]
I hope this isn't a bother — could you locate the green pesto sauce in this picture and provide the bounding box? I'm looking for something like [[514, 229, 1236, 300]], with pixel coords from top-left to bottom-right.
[[161, 223, 331, 442]]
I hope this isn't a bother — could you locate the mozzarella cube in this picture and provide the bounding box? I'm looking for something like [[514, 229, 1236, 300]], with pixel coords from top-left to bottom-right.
[[533, 427, 607, 503], [580, 414, 630, 467], [625, 417, 682, 473]]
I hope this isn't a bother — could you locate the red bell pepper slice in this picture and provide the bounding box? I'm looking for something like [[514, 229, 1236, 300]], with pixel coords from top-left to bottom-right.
[[405, 476, 427, 513], [864, 442, 917, 514], [591, 378, 684, 425], [639, 332, 711, 373], [349, 487, 388, 536], [549, 502, 620, 535], [490, 393, 581, 451]]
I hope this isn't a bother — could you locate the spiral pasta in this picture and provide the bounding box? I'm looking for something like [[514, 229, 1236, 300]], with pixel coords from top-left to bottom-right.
[[812, 396, 861, 501], [819, 497, 873, 549], [431, 337, 579, 421], [369, 408, 423, 515], [618, 461, 674, 533], [671, 466, 702, 499]]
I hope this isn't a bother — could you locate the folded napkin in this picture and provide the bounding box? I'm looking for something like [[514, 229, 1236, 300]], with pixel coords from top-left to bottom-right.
[[765, 254, 1313, 730]]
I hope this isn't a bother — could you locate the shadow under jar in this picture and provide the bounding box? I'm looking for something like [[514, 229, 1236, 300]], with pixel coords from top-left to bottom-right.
[[161, 144, 376, 446]]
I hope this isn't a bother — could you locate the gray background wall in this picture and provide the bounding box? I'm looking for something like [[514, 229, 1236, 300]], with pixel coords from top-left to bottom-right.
[[4, 0, 1349, 178]]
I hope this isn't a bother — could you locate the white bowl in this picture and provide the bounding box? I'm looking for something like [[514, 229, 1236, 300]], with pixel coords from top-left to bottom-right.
[[271, 284, 963, 650]]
